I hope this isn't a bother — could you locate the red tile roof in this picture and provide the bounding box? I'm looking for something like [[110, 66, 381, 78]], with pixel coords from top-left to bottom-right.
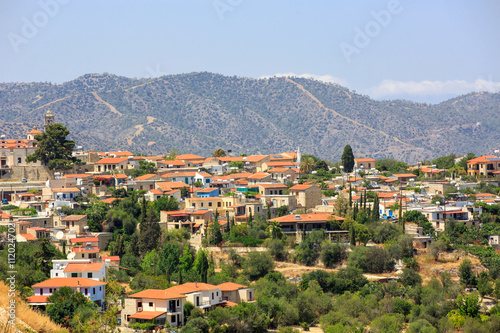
[[355, 158, 375, 162], [26, 295, 50, 303], [102, 256, 120, 261], [289, 184, 313, 191], [248, 172, 271, 179], [62, 215, 87, 221], [19, 233, 37, 241], [128, 289, 186, 300], [71, 246, 99, 253], [167, 282, 219, 294], [217, 282, 248, 291], [64, 262, 104, 272], [128, 311, 167, 320], [135, 174, 158, 180], [70, 237, 99, 244], [32, 277, 105, 288]]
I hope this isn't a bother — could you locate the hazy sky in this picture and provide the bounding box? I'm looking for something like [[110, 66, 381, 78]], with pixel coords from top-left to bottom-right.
[[1, 0, 499, 103]]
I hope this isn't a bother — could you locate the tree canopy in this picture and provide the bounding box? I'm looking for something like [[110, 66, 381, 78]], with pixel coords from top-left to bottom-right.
[[341, 145, 355, 173], [26, 123, 80, 170]]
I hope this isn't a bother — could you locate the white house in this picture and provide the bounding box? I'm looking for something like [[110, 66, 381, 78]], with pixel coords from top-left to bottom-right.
[[26, 277, 106, 308]]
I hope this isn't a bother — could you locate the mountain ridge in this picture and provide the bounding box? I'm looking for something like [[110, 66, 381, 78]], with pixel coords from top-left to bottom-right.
[[0, 72, 498, 163]]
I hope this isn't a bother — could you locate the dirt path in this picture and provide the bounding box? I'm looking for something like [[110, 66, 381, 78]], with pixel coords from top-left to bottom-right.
[[91, 92, 123, 116], [126, 124, 144, 145], [285, 77, 411, 146]]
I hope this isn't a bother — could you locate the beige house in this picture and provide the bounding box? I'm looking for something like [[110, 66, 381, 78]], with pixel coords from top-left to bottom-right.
[[289, 184, 322, 211], [467, 155, 500, 177], [122, 289, 186, 328], [268, 168, 296, 183], [217, 282, 254, 303], [160, 209, 212, 233], [247, 172, 272, 185], [94, 157, 130, 173], [60, 215, 88, 234], [354, 158, 376, 170], [245, 155, 271, 172]]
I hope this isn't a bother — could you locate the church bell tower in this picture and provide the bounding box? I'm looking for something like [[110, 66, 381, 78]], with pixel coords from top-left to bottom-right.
[[44, 110, 55, 130]]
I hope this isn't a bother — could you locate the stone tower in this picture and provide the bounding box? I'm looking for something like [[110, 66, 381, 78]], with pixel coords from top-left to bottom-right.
[[44, 110, 55, 130]]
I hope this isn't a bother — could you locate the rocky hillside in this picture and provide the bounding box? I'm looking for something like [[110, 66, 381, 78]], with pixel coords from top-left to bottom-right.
[[1, 72, 499, 163]]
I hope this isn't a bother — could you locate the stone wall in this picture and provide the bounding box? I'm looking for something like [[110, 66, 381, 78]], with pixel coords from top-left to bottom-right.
[[10, 166, 53, 181]]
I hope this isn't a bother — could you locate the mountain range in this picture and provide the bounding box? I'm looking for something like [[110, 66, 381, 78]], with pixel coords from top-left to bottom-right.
[[1, 72, 499, 164]]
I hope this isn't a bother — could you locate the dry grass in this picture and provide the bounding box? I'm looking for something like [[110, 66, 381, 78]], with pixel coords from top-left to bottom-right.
[[0, 281, 68, 333]]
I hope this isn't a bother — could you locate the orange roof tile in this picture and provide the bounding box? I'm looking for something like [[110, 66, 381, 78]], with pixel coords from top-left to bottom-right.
[[135, 174, 158, 180], [101, 197, 122, 204], [167, 282, 219, 294], [355, 158, 375, 162], [26, 295, 50, 303], [176, 154, 205, 160], [217, 282, 248, 291], [129, 311, 167, 320], [71, 246, 99, 253], [32, 277, 105, 288], [64, 262, 104, 272], [96, 157, 130, 164], [102, 256, 120, 261], [467, 155, 498, 165], [129, 289, 186, 300], [64, 173, 93, 178], [393, 174, 416, 178], [248, 172, 271, 179], [51, 187, 81, 192], [289, 184, 313, 191], [70, 237, 98, 244], [245, 155, 268, 162], [19, 233, 37, 241]]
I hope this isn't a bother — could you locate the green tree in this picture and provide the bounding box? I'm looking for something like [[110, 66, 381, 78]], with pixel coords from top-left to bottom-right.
[[456, 293, 480, 317], [26, 123, 80, 170], [194, 249, 209, 283], [138, 204, 161, 256], [46, 287, 92, 327], [341, 145, 355, 173], [153, 196, 179, 216], [158, 242, 181, 274], [300, 156, 316, 173], [459, 259, 477, 287], [477, 271, 493, 299], [244, 251, 275, 280], [428, 240, 446, 261], [212, 148, 227, 157]]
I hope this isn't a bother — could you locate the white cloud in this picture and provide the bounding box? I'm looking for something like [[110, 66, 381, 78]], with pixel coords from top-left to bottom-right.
[[365, 78, 500, 99], [259, 72, 349, 87]]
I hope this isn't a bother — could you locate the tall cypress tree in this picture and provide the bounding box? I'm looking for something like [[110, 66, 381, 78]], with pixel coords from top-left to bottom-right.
[[138, 206, 161, 256], [348, 184, 353, 208], [350, 223, 356, 247], [372, 195, 380, 222], [363, 189, 367, 210], [341, 145, 355, 173]]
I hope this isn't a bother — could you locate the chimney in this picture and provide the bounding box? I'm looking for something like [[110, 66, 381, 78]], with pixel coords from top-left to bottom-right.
[[195, 282, 198, 288]]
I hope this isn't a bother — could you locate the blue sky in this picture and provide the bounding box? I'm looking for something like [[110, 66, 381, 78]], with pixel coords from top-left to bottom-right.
[[1, 0, 499, 103]]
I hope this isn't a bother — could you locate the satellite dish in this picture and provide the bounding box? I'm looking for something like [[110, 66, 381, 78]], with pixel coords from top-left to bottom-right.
[[56, 231, 64, 240], [67, 252, 76, 260]]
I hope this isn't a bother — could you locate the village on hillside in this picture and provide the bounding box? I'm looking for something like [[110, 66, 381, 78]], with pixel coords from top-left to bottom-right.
[[2, 110, 500, 332]]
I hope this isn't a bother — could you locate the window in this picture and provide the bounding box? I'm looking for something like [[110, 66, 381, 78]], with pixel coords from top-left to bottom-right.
[[177, 300, 179, 306], [209, 202, 212, 207], [149, 302, 153, 307], [172, 316, 176, 323], [99, 286, 101, 291], [212, 293, 214, 300], [138, 302, 142, 308], [17, 157, 22, 164], [49, 288, 52, 293], [93, 288, 95, 294], [55, 273, 58, 276], [84, 288, 88, 295], [216, 292, 219, 296], [206, 179, 210, 184], [40, 289, 43, 295], [88, 273, 93, 278], [72, 273, 78, 277], [217, 202, 221, 207], [201, 203, 204, 207]]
